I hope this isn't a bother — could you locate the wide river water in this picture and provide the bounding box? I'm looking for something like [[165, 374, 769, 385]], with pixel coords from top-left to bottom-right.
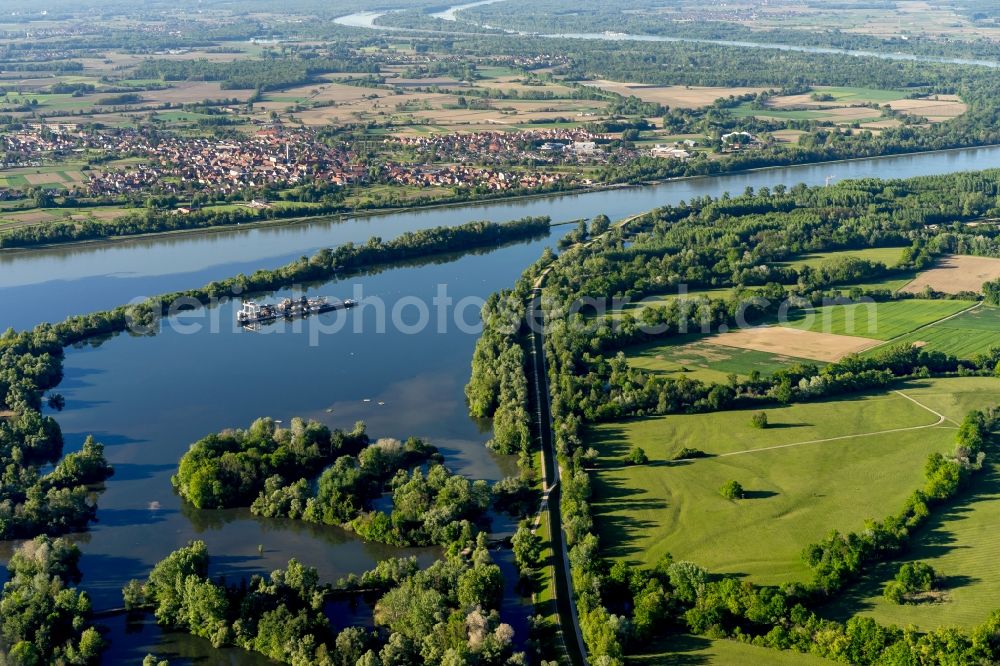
[[4, 145, 1000, 663]]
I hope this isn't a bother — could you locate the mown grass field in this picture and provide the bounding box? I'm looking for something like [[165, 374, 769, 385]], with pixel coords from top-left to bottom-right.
[[630, 635, 835, 665], [819, 377, 1000, 631], [823, 460, 1000, 631], [730, 104, 827, 121], [587, 377, 1000, 585], [807, 86, 911, 103], [778, 247, 905, 270], [782, 299, 974, 340], [830, 272, 918, 293], [865, 305, 1000, 360], [606, 287, 747, 319], [627, 336, 817, 383]]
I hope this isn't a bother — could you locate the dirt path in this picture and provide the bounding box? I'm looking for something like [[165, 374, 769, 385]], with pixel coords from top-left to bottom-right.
[[672, 389, 951, 463]]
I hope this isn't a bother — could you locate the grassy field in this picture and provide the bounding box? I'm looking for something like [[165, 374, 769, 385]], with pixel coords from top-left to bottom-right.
[[779, 247, 905, 270], [731, 104, 827, 121], [864, 305, 1000, 360], [630, 635, 835, 665], [627, 336, 817, 383], [606, 287, 746, 318], [806, 86, 910, 103], [781, 247, 916, 291], [782, 299, 974, 340], [830, 273, 918, 293], [587, 377, 1000, 585], [820, 377, 1000, 631]]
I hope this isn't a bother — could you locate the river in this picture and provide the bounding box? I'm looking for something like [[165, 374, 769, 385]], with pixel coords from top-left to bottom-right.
[[430, 0, 509, 22], [333, 7, 1000, 69], [6, 147, 1000, 664], [5, 146, 1000, 332]]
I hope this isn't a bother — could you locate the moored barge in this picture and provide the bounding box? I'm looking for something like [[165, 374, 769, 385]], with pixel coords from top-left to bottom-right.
[[237, 296, 356, 326]]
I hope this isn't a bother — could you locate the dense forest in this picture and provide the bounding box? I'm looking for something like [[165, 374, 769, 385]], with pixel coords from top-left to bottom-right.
[[0, 328, 114, 541], [173, 415, 502, 547], [132, 54, 379, 91]]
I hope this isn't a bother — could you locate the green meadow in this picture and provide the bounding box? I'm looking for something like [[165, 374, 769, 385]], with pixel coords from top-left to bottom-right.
[[818, 377, 1000, 631], [778, 247, 906, 270], [809, 86, 910, 103], [587, 377, 1000, 585]]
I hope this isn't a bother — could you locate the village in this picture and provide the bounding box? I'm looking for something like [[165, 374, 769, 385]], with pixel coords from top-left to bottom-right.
[[0, 123, 699, 203]]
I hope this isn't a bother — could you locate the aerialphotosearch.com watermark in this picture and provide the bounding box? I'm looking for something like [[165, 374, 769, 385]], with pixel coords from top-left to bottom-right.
[[123, 283, 884, 345], [124, 283, 494, 345]]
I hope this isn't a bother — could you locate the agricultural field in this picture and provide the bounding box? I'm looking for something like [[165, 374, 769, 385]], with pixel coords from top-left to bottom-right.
[[704, 325, 878, 362], [0, 165, 91, 189], [733, 86, 966, 125], [620, 254, 987, 379], [886, 95, 969, 123], [0, 205, 131, 230], [781, 298, 975, 341], [900, 254, 1000, 295], [871, 304, 1000, 360], [587, 377, 1000, 585], [611, 0, 1000, 42], [582, 81, 768, 108], [606, 287, 746, 318], [627, 336, 817, 384]]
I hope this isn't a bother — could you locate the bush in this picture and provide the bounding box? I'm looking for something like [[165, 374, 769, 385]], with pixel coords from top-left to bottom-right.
[[983, 278, 1000, 306], [884, 561, 938, 604], [720, 480, 744, 500], [673, 447, 708, 460], [626, 446, 649, 465], [750, 411, 769, 429]]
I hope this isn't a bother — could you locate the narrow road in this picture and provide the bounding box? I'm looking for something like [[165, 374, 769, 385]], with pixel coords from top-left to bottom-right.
[[527, 288, 588, 666]]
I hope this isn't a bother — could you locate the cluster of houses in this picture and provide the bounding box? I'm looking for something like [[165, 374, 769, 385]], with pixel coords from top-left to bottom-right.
[[720, 131, 762, 152], [649, 139, 700, 160], [391, 129, 612, 164], [384, 163, 562, 191], [2, 124, 86, 165], [73, 127, 383, 197], [4, 125, 577, 199]]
